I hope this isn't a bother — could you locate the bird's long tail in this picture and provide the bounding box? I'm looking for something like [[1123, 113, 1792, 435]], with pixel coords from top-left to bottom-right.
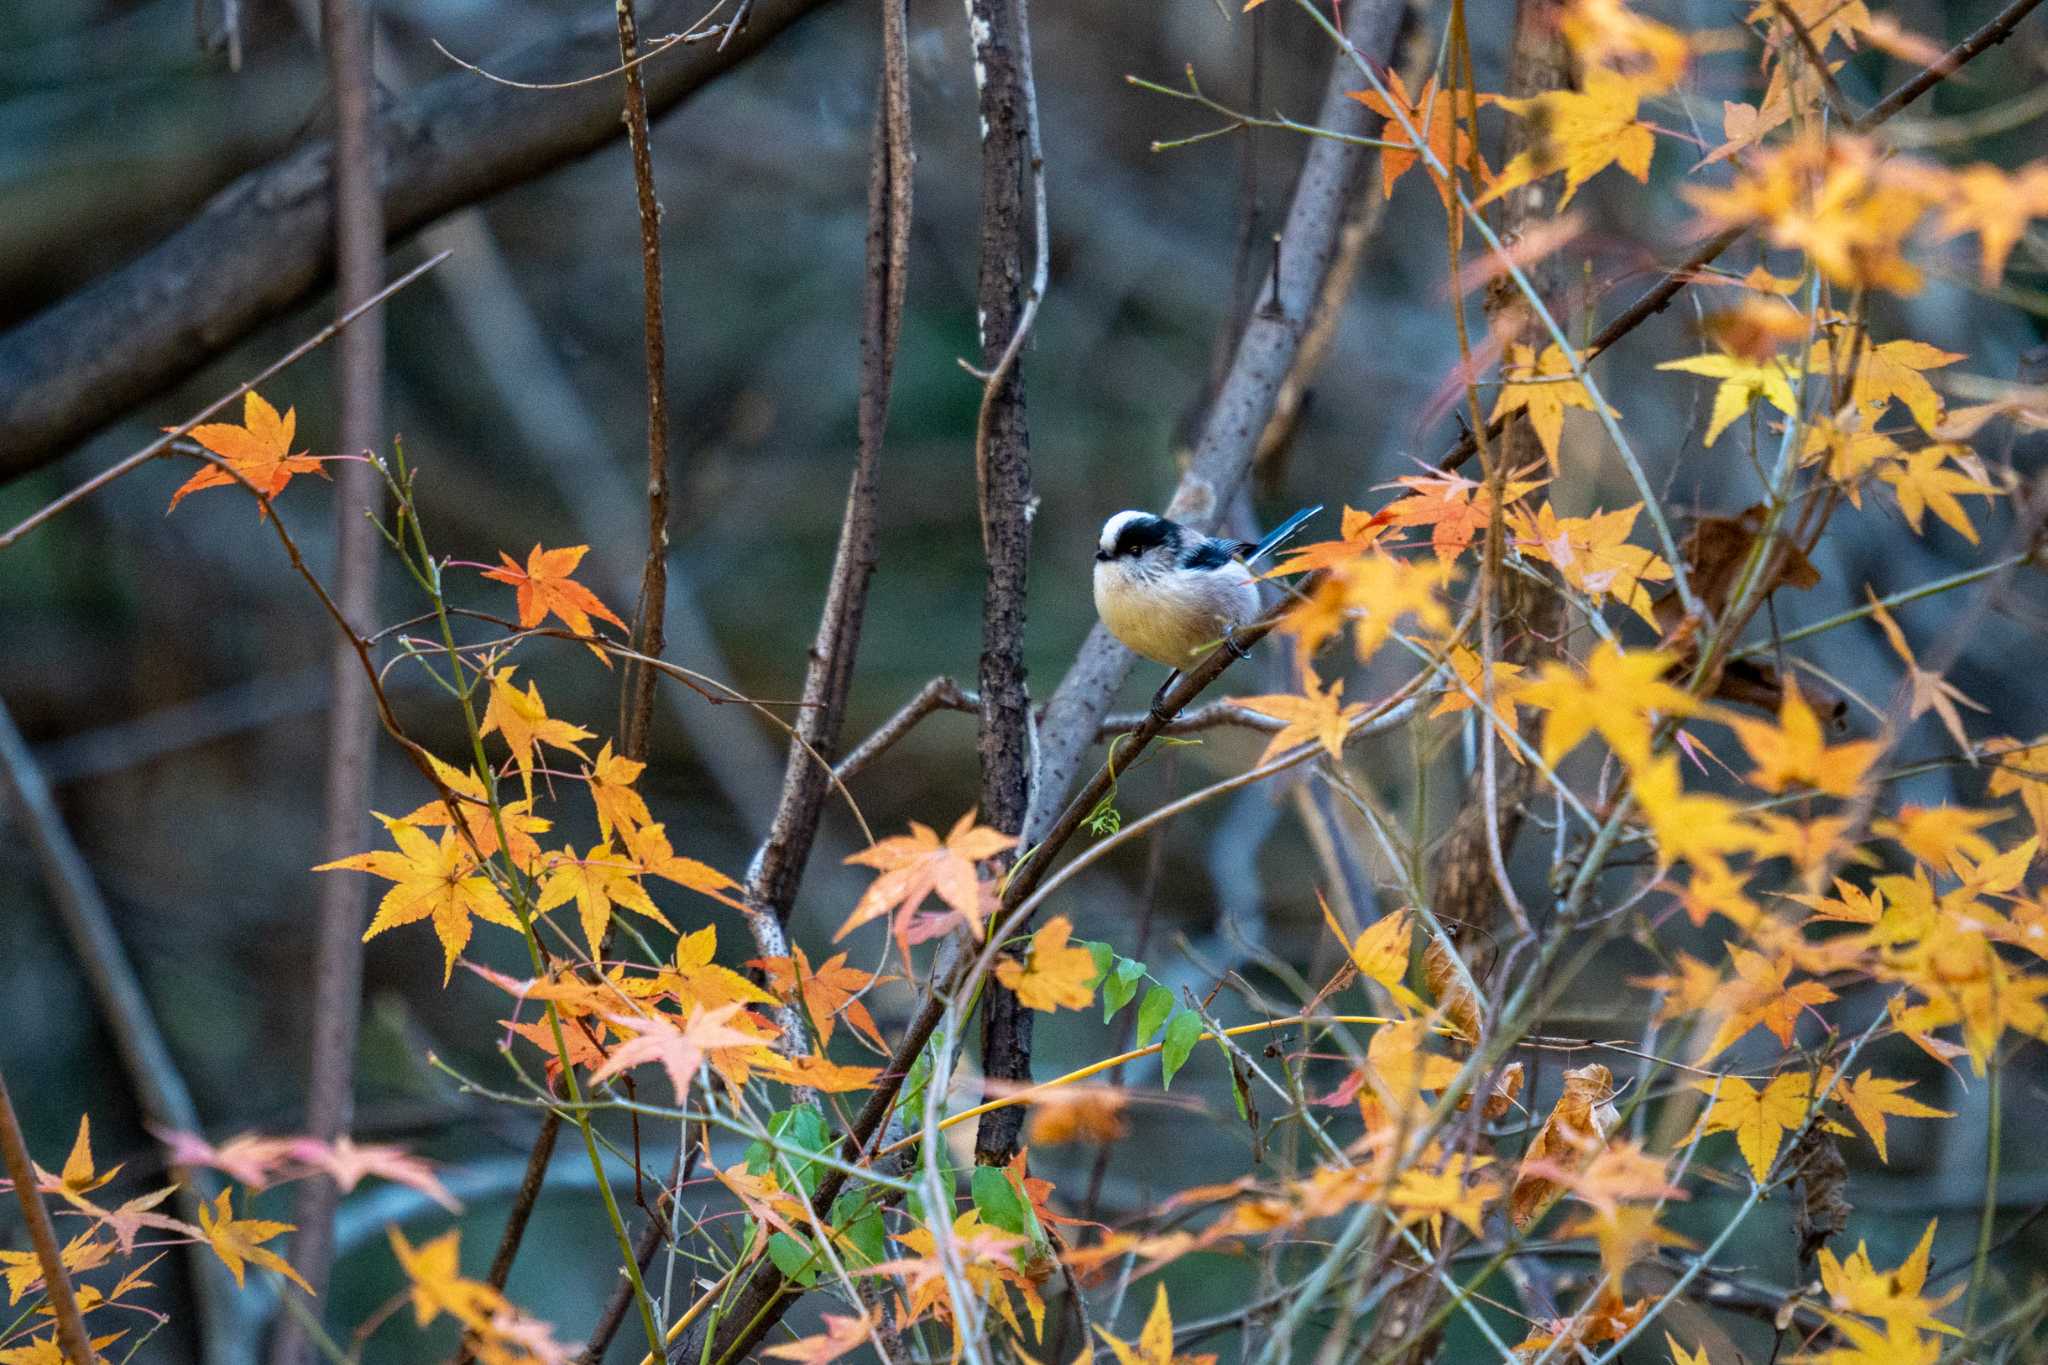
[[1246, 504, 1325, 566]]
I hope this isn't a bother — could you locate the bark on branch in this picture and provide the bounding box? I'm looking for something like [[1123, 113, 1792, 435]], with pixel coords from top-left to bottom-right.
[[0, 0, 836, 479], [967, 0, 1045, 1170], [1019, 0, 1408, 849]]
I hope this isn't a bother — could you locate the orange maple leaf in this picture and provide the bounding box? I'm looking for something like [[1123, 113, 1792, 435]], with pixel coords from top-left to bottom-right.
[[749, 946, 893, 1050], [1261, 504, 1395, 577], [1378, 467, 1544, 566], [1827, 1069, 1953, 1163], [167, 391, 326, 513], [761, 1309, 876, 1364], [838, 810, 1016, 945], [1694, 943, 1837, 1062], [995, 915, 1097, 1012], [587, 1003, 769, 1100], [1345, 72, 1491, 206], [481, 544, 627, 663]]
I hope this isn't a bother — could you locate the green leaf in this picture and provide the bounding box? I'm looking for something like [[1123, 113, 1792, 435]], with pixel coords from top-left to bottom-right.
[[1084, 940, 1116, 988], [829, 1192, 887, 1268], [766, 1231, 818, 1286], [971, 1165, 1029, 1237], [1136, 985, 1174, 1045], [1161, 1007, 1204, 1091], [746, 1104, 831, 1197], [1102, 957, 1146, 1022]]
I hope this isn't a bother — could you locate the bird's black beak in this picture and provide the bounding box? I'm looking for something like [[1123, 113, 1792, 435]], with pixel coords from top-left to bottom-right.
[[1094, 550, 1109, 562]]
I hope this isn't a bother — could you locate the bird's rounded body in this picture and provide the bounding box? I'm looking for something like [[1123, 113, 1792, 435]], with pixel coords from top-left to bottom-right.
[[1092, 509, 1271, 667]]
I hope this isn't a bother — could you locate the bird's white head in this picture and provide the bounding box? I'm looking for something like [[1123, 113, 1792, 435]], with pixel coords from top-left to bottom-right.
[[1095, 510, 1180, 566]]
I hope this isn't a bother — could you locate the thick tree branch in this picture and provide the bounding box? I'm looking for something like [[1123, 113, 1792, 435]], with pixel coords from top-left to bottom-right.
[[273, 0, 386, 1357], [0, 0, 836, 479], [1019, 0, 1408, 848], [968, 0, 1045, 1168]]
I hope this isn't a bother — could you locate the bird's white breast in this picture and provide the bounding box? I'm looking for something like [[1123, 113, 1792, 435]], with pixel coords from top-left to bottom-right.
[[1093, 557, 1259, 667]]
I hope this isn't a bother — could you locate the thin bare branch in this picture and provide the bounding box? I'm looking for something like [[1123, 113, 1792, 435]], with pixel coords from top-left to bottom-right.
[[616, 0, 673, 759], [272, 0, 388, 1357]]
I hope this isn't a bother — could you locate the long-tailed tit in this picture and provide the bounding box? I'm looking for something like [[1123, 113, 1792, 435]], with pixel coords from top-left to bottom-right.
[[1093, 504, 1322, 708]]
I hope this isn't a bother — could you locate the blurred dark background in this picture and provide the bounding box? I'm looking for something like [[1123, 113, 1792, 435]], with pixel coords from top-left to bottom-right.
[[4, 0, 2047, 1359]]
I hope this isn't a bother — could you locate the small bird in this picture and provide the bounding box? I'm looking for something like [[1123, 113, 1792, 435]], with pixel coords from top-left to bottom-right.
[[1093, 504, 1322, 708]]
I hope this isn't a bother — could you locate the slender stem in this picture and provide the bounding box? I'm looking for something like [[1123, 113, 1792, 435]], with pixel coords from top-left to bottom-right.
[[1964, 1046, 2004, 1335]]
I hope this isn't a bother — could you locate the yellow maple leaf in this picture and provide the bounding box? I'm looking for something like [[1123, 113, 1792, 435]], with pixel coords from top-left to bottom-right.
[[1563, 0, 1690, 94], [1491, 342, 1613, 470], [1481, 69, 1658, 209], [1878, 444, 1999, 544], [1693, 1071, 1826, 1180], [388, 1226, 500, 1332], [478, 667, 595, 799], [1829, 1069, 1953, 1163], [1516, 642, 1699, 769], [995, 914, 1097, 1012], [1430, 644, 1528, 759], [1389, 1156, 1500, 1243], [1927, 161, 2048, 286], [621, 821, 745, 910], [1319, 894, 1418, 1002], [1096, 1284, 1216, 1365], [1728, 679, 1880, 796], [1235, 668, 1365, 764], [536, 842, 675, 960], [317, 814, 520, 983], [1632, 755, 1758, 867], [1277, 549, 1453, 666], [197, 1190, 311, 1293], [1656, 350, 1800, 446], [400, 754, 550, 874], [583, 741, 651, 843], [1817, 1219, 1961, 1337], [1666, 1332, 1713, 1365], [167, 390, 326, 513], [1808, 337, 1963, 436], [1510, 502, 1672, 627]]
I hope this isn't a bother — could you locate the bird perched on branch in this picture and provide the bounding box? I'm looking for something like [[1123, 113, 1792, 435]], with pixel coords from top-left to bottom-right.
[[1094, 504, 1322, 712]]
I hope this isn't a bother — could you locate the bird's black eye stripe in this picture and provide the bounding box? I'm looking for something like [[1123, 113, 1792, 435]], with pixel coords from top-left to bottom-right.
[[1111, 516, 1173, 558]]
